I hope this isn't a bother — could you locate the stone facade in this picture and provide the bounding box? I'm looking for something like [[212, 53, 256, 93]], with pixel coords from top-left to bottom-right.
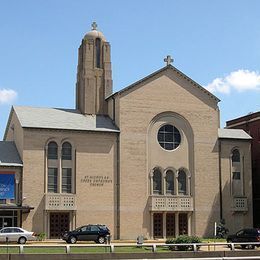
[[1, 24, 253, 239]]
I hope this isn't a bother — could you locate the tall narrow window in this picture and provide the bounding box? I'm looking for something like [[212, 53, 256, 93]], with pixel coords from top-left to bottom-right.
[[48, 168, 58, 193], [178, 170, 187, 195], [62, 142, 72, 160], [48, 142, 58, 160], [153, 169, 162, 194], [166, 170, 174, 195], [232, 149, 240, 162], [96, 38, 101, 68], [231, 149, 242, 196], [62, 168, 72, 193]]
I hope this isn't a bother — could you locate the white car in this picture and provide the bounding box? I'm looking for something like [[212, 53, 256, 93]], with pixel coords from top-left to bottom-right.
[[0, 227, 36, 244]]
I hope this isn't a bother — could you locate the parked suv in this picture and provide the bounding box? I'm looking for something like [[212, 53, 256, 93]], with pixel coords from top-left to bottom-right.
[[227, 228, 260, 249], [62, 224, 110, 244]]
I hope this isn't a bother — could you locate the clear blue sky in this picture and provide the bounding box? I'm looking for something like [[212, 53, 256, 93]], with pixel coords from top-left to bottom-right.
[[1, 0, 260, 139]]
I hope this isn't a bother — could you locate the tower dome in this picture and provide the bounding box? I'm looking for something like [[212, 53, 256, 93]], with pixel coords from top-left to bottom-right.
[[76, 22, 112, 115], [84, 22, 106, 41]]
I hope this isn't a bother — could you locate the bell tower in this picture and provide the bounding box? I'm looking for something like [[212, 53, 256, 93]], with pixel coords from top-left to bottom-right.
[[76, 22, 113, 115]]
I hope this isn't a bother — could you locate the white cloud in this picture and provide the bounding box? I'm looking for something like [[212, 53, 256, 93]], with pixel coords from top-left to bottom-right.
[[205, 69, 260, 94], [0, 89, 17, 104]]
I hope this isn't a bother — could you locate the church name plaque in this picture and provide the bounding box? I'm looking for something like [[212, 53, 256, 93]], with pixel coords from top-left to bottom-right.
[[81, 175, 112, 187]]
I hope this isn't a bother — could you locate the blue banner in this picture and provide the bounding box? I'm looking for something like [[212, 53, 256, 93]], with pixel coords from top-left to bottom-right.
[[0, 174, 15, 199]]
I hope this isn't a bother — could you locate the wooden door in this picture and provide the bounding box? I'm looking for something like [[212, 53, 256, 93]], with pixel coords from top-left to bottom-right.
[[49, 212, 70, 238], [153, 213, 163, 238], [166, 213, 175, 237], [179, 213, 188, 235]]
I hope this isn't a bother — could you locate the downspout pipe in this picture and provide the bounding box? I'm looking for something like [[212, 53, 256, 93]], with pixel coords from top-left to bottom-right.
[[218, 139, 223, 220], [112, 96, 120, 239]]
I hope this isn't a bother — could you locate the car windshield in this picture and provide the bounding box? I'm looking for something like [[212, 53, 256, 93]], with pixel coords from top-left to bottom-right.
[[75, 227, 82, 231]]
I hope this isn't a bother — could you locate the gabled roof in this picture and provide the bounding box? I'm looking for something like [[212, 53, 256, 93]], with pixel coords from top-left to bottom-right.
[[5, 106, 119, 138], [0, 141, 23, 167], [218, 128, 252, 140], [106, 64, 220, 102]]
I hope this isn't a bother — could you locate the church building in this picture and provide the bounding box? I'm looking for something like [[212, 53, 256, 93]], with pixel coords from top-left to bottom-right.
[[0, 23, 253, 239]]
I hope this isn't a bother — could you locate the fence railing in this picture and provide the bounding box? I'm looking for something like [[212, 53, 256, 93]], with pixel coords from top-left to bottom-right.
[[0, 242, 260, 254]]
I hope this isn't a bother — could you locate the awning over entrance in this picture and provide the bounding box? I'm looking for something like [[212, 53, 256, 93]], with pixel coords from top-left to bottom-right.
[[0, 205, 34, 214]]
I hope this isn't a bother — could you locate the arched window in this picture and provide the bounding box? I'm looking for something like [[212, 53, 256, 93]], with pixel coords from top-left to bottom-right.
[[62, 142, 72, 160], [232, 149, 240, 162], [96, 38, 101, 68], [48, 142, 58, 160], [178, 170, 187, 195], [231, 149, 242, 196], [153, 169, 162, 194], [166, 170, 174, 195]]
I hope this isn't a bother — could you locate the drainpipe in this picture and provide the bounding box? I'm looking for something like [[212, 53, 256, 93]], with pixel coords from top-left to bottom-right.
[[116, 134, 120, 239], [218, 139, 223, 220], [112, 96, 120, 239]]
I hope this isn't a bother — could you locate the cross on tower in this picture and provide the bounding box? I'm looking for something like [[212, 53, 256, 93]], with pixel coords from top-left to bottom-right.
[[164, 55, 174, 66], [91, 21, 97, 30]]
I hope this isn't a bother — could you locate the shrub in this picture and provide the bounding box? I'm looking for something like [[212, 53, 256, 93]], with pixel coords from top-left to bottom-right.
[[166, 235, 202, 251], [36, 232, 46, 241], [165, 238, 176, 251]]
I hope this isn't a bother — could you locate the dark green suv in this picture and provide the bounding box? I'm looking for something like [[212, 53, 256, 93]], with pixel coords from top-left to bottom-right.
[[227, 228, 260, 249], [62, 224, 110, 244]]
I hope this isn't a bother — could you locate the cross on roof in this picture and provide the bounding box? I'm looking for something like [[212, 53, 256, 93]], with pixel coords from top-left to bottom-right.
[[92, 21, 97, 30], [164, 55, 174, 66]]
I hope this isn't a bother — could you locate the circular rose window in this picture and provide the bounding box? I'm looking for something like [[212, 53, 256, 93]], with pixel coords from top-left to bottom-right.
[[157, 124, 181, 150]]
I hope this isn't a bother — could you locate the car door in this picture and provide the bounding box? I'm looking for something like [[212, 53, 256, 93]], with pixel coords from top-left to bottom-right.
[[0, 228, 9, 242], [89, 225, 100, 241], [246, 229, 257, 242], [235, 229, 247, 243], [12, 228, 24, 242], [0, 228, 15, 242], [77, 226, 91, 241]]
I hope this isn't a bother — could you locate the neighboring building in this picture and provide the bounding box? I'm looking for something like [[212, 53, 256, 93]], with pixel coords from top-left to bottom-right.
[[1, 23, 253, 239], [0, 141, 32, 228], [226, 111, 260, 228]]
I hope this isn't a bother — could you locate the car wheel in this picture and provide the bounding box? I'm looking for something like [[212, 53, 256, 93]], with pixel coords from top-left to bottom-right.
[[98, 236, 105, 244], [18, 237, 27, 244], [248, 245, 255, 249], [69, 236, 77, 244]]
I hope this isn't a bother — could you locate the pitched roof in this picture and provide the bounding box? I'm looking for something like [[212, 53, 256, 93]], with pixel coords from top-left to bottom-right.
[[10, 106, 119, 133], [226, 111, 260, 127], [0, 141, 23, 167], [218, 128, 252, 140], [107, 64, 220, 102]]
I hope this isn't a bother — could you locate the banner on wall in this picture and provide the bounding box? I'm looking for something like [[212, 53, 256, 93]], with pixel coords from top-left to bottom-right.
[[0, 173, 15, 199]]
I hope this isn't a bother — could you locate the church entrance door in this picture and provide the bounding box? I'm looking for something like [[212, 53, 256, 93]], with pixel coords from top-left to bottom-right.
[[166, 213, 175, 237], [49, 212, 70, 238], [179, 213, 188, 235], [153, 213, 163, 238]]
